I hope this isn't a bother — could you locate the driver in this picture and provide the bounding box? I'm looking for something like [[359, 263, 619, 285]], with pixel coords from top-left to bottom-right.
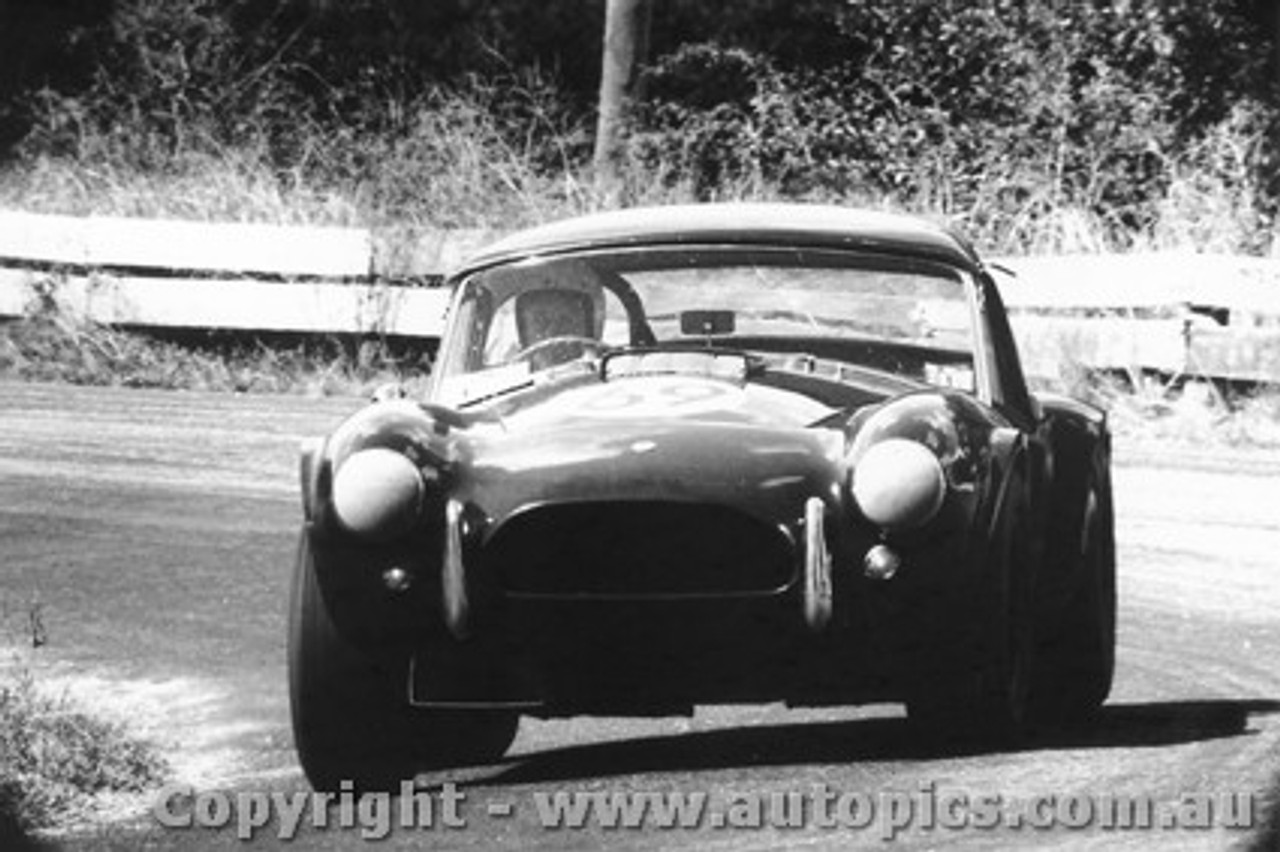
[[507, 259, 606, 369], [515, 288, 598, 348]]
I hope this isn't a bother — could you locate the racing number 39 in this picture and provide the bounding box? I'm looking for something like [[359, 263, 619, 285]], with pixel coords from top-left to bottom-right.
[[577, 379, 730, 417]]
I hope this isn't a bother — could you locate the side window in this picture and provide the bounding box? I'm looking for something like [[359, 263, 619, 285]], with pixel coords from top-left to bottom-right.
[[599, 288, 631, 347], [483, 298, 520, 365], [981, 277, 1034, 421]]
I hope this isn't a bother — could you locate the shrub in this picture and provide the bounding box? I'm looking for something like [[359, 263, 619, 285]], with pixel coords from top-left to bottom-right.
[[624, 2, 1277, 253], [0, 666, 170, 831], [1, 595, 169, 833]]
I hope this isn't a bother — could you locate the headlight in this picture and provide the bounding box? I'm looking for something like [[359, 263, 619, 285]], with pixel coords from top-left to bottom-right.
[[331, 448, 424, 541], [851, 438, 946, 532]]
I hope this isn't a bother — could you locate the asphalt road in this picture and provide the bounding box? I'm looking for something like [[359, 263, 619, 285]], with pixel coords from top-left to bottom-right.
[[2, 381, 1279, 851]]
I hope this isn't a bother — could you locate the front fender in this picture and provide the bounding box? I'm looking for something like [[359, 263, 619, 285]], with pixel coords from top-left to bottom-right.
[[1034, 391, 1111, 614], [984, 426, 1028, 543]]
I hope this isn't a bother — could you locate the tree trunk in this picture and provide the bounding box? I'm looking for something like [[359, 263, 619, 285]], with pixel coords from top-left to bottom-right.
[[593, 0, 651, 193]]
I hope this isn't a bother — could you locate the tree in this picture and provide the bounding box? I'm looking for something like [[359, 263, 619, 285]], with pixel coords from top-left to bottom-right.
[[593, 0, 651, 190]]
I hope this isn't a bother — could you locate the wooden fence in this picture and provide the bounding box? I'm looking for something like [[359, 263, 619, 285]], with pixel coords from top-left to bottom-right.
[[1, 209, 1277, 383], [994, 253, 1280, 383]]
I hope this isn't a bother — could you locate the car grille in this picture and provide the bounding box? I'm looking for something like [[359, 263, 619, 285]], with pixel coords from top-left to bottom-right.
[[486, 501, 795, 597]]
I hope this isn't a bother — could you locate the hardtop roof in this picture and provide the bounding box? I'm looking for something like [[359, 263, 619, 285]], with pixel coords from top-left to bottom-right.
[[453, 203, 984, 277]]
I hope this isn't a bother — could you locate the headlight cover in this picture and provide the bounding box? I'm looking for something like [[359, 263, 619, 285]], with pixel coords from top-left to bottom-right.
[[331, 447, 424, 541], [850, 437, 947, 532]]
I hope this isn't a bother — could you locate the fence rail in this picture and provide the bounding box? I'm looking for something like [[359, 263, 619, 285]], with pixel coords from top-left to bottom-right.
[[1, 209, 1277, 382]]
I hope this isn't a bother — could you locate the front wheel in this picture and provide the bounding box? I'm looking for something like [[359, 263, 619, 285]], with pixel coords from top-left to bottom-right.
[[288, 530, 518, 791], [905, 588, 1033, 750], [906, 470, 1034, 749], [1029, 452, 1116, 725]]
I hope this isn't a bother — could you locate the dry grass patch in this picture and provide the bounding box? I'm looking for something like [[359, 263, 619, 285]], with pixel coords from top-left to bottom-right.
[[1, 598, 169, 835], [0, 313, 433, 398]]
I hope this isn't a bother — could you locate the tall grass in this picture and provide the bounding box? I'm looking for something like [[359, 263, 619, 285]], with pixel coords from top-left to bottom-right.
[[1053, 369, 1280, 449], [1, 81, 1271, 257], [1, 71, 610, 231], [0, 311, 433, 397]]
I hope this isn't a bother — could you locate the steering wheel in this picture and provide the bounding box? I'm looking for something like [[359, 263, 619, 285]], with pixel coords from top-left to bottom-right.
[[512, 335, 604, 365]]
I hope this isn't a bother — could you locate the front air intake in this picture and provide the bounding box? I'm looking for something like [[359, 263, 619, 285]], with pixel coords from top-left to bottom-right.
[[486, 501, 795, 598]]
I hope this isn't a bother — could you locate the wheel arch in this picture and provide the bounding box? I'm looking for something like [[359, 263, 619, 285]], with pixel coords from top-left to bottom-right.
[[1035, 391, 1112, 594]]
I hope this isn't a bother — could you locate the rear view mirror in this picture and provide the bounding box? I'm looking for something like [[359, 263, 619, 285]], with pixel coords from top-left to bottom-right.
[[680, 309, 735, 335]]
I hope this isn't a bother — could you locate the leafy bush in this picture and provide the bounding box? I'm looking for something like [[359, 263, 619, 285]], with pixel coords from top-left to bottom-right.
[[627, 2, 1277, 253], [9, 0, 595, 228]]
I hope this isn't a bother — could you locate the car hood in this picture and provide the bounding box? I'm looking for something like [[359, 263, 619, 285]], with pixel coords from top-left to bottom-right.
[[455, 374, 848, 524], [495, 373, 835, 429]]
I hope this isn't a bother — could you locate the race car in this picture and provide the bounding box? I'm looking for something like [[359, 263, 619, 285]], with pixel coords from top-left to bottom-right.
[[289, 203, 1115, 790]]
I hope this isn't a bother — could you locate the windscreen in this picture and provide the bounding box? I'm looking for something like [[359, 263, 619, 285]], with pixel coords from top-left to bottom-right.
[[433, 246, 977, 406]]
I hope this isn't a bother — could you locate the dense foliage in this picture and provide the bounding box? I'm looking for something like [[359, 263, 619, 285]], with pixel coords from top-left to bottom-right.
[[0, 0, 1275, 251], [632, 2, 1279, 250]]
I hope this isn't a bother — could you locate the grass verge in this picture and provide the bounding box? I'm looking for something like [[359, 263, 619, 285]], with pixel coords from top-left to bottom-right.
[[1, 599, 169, 836], [0, 666, 171, 833], [0, 314, 434, 398], [1049, 367, 1280, 450]]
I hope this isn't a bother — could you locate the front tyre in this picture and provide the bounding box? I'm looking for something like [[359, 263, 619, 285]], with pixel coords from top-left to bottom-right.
[[1030, 450, 1116, 725], [288, 529, 518, 791], [906, 466, 1034, 749]]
